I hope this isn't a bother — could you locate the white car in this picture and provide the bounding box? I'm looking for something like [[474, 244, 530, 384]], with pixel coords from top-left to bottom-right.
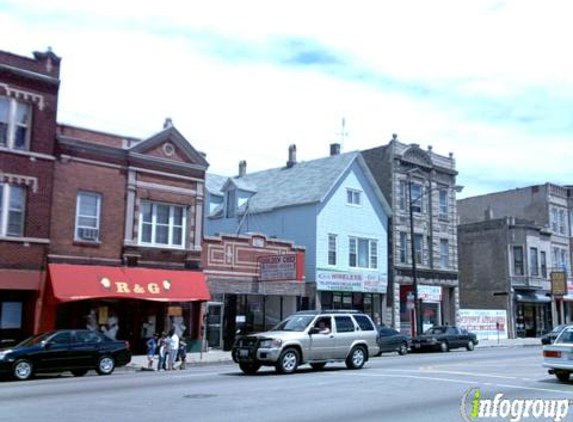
[[542, 324, 573, 382]]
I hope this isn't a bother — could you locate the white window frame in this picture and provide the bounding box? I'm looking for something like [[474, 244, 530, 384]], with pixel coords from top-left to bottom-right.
[[349, 236, 378, 269], [75, 192, 102, 242], [0, 97, 31, 151], [138, 201, 186, 249], [0, 183, 25, 237], [346, 189, 362, 206], [328, 234, 337, 266]]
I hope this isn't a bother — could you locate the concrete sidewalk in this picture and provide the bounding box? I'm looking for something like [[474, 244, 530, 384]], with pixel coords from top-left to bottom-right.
[[125, 337, 542, 371]]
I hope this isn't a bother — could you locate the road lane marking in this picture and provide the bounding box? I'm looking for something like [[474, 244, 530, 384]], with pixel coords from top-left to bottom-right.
[[383, 368, 534, 381], [341, 372, 573, 395]]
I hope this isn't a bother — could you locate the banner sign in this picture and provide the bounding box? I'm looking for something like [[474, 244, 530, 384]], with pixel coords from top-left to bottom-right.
[[551, 271, 568, 296], [418, 285, 442, 302], [259, 254, 297, 281], [316, 269, 388, 293], [459, 309, 508, 340]]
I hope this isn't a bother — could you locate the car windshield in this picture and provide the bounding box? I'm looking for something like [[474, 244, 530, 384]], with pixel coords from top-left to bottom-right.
[[16, 332, 54, 347], [552, 325, 565, 333], [555, 327, 573, 344], [270, 315, 315, 332], [425, 327, 447, 335]]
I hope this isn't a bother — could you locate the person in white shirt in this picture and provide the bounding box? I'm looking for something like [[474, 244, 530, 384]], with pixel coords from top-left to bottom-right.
[[168, 329, 180, 370]]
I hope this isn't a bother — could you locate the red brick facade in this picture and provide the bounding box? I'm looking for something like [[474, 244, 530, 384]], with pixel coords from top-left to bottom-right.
[[0, 49, 61, 342]]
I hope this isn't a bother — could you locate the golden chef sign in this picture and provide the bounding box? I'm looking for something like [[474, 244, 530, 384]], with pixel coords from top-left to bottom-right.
[[99, 277, 172, 295]]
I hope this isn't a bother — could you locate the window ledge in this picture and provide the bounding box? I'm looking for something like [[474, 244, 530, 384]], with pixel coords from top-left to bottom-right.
[[73, 239, 102, 248], [0, 235, 50, 244]]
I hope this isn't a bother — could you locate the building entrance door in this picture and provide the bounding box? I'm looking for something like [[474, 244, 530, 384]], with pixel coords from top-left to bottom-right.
[[206, 302, 223, 349]]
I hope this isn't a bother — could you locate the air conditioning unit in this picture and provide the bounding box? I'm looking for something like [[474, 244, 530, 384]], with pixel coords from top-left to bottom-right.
[[77, 228, 99, 241]]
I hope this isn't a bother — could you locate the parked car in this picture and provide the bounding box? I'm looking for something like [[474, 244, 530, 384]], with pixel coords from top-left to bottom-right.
[[411, 326, 478, 352], [542, 325, 573, 382], [377, 326, 411, 355], [541, 324, 568, 345], [0, 329, 132, 380], [232, 310, 380, 375]]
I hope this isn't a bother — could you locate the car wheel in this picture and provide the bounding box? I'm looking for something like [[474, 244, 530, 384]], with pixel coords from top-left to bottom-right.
[[96, 355, 115, 375], [439, 341, 449, 353], [239, 362, 261, 375], [466, 341, 475, 351], [71, 369, 89, 377], [276, 349, 299, 374], [346, 346, 366, 370], [310, 363, 326, 371], [398, 342, 408, 355], [555, 371, 571, 382], [13, 359, 34, 381]]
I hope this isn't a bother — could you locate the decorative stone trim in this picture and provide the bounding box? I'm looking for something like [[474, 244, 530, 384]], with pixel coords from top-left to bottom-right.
[[0, 171, 38, 193], [0, 83, 45, 110]]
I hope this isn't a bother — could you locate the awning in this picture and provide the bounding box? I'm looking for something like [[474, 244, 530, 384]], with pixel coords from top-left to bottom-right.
[[48, 264, 210, 303], [516, 291, 551, 303], [0, 270, 43, 290]]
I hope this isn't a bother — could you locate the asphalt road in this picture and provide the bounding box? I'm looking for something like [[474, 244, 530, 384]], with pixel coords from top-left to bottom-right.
[[1, 346, 572, 422]]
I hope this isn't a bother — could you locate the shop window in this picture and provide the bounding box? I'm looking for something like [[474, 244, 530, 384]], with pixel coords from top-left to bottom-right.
[[139, 201, 186, 248], [0, 96, 31, 151], [0, 301, 23, 329], [75, 191, 101, 242], [0, 183, 25, 237]]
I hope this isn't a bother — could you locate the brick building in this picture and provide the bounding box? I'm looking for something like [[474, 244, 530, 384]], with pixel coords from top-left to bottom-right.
[[202, 232, 305, 350], [362, 136, 462, 334], [0, 48, 61, 343], [39, 120, 211, 352]]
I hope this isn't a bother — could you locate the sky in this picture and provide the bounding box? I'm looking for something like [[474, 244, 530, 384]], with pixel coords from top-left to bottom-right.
[[1, 0, 572, 198]]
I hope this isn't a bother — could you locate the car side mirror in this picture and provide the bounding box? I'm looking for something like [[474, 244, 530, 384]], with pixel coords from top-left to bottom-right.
[[42, 340, 53, 349], [308, 327, 320, 335]]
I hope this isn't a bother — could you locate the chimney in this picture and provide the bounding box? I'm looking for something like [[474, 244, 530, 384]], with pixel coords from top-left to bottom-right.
[[286, 144, 297, 168], [485, 207, 494, 221], [238, 160, 247, 177], [330, 143, 341, 156], [164, 117, 173, 129]]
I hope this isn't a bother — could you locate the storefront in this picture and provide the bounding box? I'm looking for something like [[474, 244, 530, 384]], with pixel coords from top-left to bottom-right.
[[316, 269, 387, 326], [399, 284, 448, 335], [515, 290, 552, 338], [0, 270, 43, 346], [41, 264, 210, 353]]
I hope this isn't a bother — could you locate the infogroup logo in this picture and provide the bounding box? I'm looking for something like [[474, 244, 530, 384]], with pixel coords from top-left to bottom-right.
[[460, 388, 571, 422]]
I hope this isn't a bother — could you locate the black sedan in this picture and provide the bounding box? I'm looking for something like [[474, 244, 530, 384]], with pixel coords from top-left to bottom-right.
[[541, 324, 568, 345], [411, 326, 478, 352], [377, 327, 411, 355], [0, 329, 131, 380]]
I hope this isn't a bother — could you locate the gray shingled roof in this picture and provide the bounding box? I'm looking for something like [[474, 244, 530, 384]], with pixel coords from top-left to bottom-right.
[[206, 152, 358, 214]]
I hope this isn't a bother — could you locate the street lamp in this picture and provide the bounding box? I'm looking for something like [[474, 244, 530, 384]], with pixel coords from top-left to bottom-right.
[[407, 171, 463, 337]]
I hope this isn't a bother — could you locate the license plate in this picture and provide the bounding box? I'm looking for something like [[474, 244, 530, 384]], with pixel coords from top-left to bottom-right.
[[239, 349, 249, 358]]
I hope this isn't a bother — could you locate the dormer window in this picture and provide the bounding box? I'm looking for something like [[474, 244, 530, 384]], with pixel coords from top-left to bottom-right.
[[0, 97, 31, 151], [226, 189, 236, 218]]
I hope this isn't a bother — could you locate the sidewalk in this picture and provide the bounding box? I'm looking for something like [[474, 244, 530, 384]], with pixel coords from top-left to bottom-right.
[[125, 338, 542, 371], [126, 350, 233, 371]]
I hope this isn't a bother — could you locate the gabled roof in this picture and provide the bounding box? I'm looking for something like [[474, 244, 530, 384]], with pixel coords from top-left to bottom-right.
[[130, 125, 209, 169], [206, 151, 392, 216]]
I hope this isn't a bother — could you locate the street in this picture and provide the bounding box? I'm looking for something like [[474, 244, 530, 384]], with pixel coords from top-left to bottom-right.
[[0, 346, 571, 422]]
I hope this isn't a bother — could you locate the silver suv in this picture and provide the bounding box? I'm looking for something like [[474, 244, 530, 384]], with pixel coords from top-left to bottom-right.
[[232, 310, 380, 374]]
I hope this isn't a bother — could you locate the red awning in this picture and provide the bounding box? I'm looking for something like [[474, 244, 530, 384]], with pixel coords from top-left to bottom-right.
[[0, 270, 43, 290], [48, 264, 210, 303]]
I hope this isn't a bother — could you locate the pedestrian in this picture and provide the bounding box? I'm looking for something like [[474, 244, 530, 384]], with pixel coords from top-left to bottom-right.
[[168, 328, 179, 370], [157, 332, 168, 371], [178, 338, 187, 370], [146, 333, 158, 370]]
